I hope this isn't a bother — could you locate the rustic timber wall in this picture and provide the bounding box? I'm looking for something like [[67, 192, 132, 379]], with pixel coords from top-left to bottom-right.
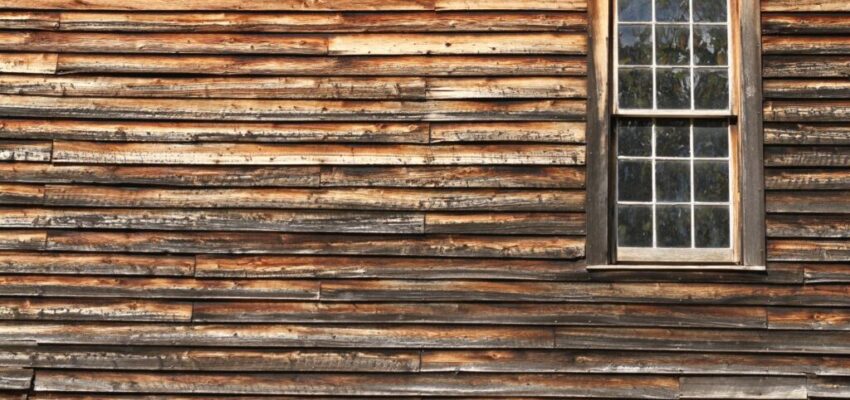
[[0, 0, 847, 398]]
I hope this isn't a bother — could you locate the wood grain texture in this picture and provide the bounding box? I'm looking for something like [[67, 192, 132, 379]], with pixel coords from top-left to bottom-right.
[[0, 299, 191, 322], [0, 251, 193, 276], [0, 368, 31, 390], [679, 376, 807, 400], [424, 212, 586, 235], [763, 13, 850, 35], [768, 307, 850, 330], [762, 0, 850, 12], [327, 33, 586, 55], [764, 123, 850, 145], [767, 214, 850, 238], [0, 0, 438, 11], [769, 239, 850, 262], [430, 121, 585, 143], [765, 146, 850, 167], [319, 166, 586, 188], [767, 191, 850, 213], [763, 55, 850, 78], [764, 101, 850, 122], [766, 169, 850, 190], [0, 53, 56, 74], [764, 36, 850, 55]]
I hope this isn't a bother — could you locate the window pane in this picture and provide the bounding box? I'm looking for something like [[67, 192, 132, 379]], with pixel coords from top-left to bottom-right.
[[618, 118, 653, 156], [619, 25, 653, 65], [694, 25, 728, 66], [695, 206, 730, 248], [694, 0, 727, 22], [656, 160, 690, 202], [656, 25, 690, 66], [657, 68, 691, 109], [619, 160, 653, 201], [618, 205, 653, 246], [656, 0, 689, 22], [694, 160, 729, 202], [694, 69, 728, 110], [619, 0, 652, 21], [694, 120, 728, 157], [656, 119, 690, 157], [619, 68, 653, 109], [657, 205, 691, 247]]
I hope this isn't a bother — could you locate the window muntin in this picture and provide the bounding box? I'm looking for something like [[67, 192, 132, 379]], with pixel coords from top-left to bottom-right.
[[614, 0, 731, 114], [615, 118, 736, 263]]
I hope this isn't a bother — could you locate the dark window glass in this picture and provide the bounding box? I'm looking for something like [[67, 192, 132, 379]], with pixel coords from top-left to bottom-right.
[[619, 0, 653, 21], [657, 68, 691, 109], [694, 25, 728, 66], [694, 0, 727, 22], [619, 160, 653, 201], [657, 205, 691, 247], [656, 0, 689, 22], [656, 160, 690, 202], [694, 69, 728, 109], [619, 25, 653, 65], [618, 118, 653, 156], [656, 25, 690, 65], [695, 206, 730, 247], [694, 160, 729, 202], [694, 120, 728, 157], [618, 205, 653, 246], [619, 68, 653, 109], [656, 119, 690, 157]]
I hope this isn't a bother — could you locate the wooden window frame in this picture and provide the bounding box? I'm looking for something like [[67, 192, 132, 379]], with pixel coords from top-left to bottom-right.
[[586, 0, 765, 270]]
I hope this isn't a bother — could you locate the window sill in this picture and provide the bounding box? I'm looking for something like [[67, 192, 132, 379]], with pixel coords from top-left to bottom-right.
[[586, 264, 766, 272]]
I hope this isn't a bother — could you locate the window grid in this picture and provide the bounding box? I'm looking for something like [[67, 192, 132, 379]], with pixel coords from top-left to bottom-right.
[[614, 0, 732, 115], [616, 118, 733, 251]]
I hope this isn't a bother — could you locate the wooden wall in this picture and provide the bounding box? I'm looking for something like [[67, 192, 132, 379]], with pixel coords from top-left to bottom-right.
[[0, 0, 846, 398]]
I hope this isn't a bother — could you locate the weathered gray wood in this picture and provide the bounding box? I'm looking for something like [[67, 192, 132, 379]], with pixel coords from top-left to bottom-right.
[[764, 56, 850, 78], [766, 168, 850, 190], [808, 376, 850, 398], [0, 140, 51, 161], [0, 276, 319, 299], [43, 185, 585, 211], [33, 371, 678, 397], [763, 0, 850, 12], [679, 376, 807, 400], [0, 208, 425, 234], [767, 191, 850, 213], [765, 101, 850, 122], [764, 36, 850, 55], [763, 13, 850, 35], [765, 123, 850, 145], [0, 119, 430, 143], [769, 239, 850, 262], [767, 214, 850, 238], [424, 212, 585, 235], [0, 368, 30, 390], [0, 345, 419, 372], [45, 231, 585, 259], [0, 0, 437, 11], [765, 146, 850, 167], [195, 255, 588, 281], [0, 323, 555, 348], [0, 299, 191, 322], [0, 53, 56, 74], [194, 302, 765, 328], [764, 79, 850, 99], [320, 166, 586, 188], [430, 121, 585, 143], [0, 230, 45, 250], [804, 264, 850, 284], [0, 251, 193, 276]]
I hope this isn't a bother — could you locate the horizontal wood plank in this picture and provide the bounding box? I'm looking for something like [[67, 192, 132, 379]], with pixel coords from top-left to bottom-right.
[[764, 79, 850, 99], [767, 191, 850, 213], [46, 231, 586, 259], [764, 36, 850, 55], [0, 183, 43, 204], [763, 56, 850, 78], [52, 142, 585, 166], [804, 264, 850, 284], [424, 212, 585, 235], [43, 185, 585, 211], [0, 140, 51, 162], [431, 121, 585, 142], [0, 251, 193, 276], [763, 13, 850, 35], [0, 96, 584, 121], [0, 208, 424, 234], [765, 146, 850, 167], [767, 214, 850, 238], [54, 54, 587, 76], [769, 239, 850, 262], [0, 298, 191, 322], [327, 33, 586, 55], [437, 0, 586, 11], [762, 0, 850, 12], [765, 101, 850, 122], [679, 376, 807, 400], [768, 307, 850, 330], [0, 230, 45, 250], [0, 0, 437, 11], [766, 169, 850, 190], [765, 123, 850, 145], [0, 12, 58, 30], [0, 368, 30, 390], [319, 166, 586, 188], [0, 53, 56, 74]]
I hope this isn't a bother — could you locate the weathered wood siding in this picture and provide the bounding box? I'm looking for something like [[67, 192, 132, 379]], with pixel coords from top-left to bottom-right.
[[0, 0, 845, 398]]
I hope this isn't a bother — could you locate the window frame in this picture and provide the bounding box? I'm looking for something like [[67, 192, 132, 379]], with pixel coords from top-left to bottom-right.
[[586, 0, 765, 270]]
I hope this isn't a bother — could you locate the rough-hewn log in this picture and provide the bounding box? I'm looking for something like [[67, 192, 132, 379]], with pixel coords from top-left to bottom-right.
[[52, 142, 585, 166], [0, 208, 424, 234], [767, 191, 850, 213], [0, 299, 191, 322], [43, 185, 585, 211], [0, 323, 556, 348], [767, 214, 850, 238], [55, 54, 587, 76], [0, 251, 193, 276], [0, 276, 319, 300], [766, 169, 850, 190], [769, 239, 850, 262], [0, 96, 584, 121], [320, 166, 586, 188], [194, 302, 765, 328], [195, 255, 587, 280], [54, 11, 587, 33], [46, 231, 586, 259], [33, 371, 676, 397], [0, 345, 420, 372]]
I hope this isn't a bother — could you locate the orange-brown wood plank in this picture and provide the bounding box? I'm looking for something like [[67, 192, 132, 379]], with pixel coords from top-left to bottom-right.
[[0, 0, 438, 11], [0, 298, 191, 321], [319, 166, 586, 188], [0, 251, 193, 276]]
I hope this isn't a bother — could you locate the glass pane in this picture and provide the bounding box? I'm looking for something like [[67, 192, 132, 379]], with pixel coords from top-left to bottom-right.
[[656, 119, 690, 157], [618, 205, 653, 247], [619, 0, 652, 21], [694, 0, 727, 22], [657, 205, 691, 247], [657, 68, 691, 109], [656, 0, 689, 22], [694, 69, 728, 110], [695, 206, 730, 248], [694, 120, 728, 157], [694, 160, 729, 202], [619, 68, 653, 109], [619, 25, 653, 65], [656, 160, 690, 202], [656, 25, 690, 66], [619, 160, 653, 201], [694, 25, 728, 66], [618, 118, 653, 156]]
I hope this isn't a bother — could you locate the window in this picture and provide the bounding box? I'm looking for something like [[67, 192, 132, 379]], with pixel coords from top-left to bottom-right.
[[586, 0, 764, 267]]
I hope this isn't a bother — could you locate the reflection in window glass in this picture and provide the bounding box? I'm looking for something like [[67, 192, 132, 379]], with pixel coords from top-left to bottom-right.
[[615, 0, 730, 111], [616, 118, 732, 250]]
